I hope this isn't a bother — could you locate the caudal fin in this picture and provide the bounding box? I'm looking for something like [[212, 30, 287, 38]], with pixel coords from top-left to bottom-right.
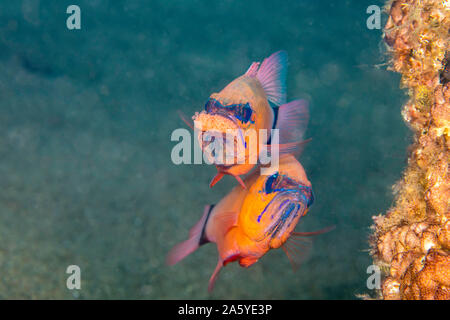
[[166, 205, 212, 266], [246, 51, 287, 106]]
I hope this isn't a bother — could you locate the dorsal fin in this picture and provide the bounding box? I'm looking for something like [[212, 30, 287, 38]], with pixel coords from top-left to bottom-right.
[[255, 51, 288, 106], [245, 62, 260, 77]]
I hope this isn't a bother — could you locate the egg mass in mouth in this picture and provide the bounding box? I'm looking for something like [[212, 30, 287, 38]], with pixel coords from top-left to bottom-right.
[[194, 112, 248, 165]]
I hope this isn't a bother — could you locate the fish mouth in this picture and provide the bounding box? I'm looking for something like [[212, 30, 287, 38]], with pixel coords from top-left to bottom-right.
[[209, 112, 246, 148], [210, 111, 239, 126]]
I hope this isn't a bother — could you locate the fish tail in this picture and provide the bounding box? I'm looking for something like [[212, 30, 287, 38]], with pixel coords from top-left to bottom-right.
[[166, 205, 213, 266]]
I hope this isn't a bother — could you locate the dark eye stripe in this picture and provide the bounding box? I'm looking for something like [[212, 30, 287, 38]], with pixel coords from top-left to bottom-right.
[[264, 173, 279, 193], [204, 99, 222, 111], [204, 99, 254, 124], [235, 103, 253, 123]]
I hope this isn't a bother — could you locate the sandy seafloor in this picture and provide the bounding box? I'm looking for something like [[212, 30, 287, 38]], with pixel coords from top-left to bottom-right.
[[0, 0, 410, 299]]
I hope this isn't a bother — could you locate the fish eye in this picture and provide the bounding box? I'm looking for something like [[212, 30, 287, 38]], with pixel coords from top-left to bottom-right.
[[264, 173, 279, 193], [204, 99, 254, 125], [240, 103, 253, 123], [205, 98, 222, 112], [232, 103, 253, 124]]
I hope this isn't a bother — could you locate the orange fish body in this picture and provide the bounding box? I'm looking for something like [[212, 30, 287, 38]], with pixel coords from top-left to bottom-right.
[[236, 155, 311, 250], [213, 155, 311, 270], [166, 170, 258, 290], [207, 75, 274, 175], [191, 51, 311, 188], [211, 74, 275, 132], [169, 51, 325, 291], [167, 155, 329, 292]]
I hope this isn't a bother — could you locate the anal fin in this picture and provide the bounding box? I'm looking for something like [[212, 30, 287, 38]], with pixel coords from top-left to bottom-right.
[[208, 260, 223, 293]]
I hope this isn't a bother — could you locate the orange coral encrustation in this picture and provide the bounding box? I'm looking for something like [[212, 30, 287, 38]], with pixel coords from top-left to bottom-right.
[[370, 0, 449, 300]]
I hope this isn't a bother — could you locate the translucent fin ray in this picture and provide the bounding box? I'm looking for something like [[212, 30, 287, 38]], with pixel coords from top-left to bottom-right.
[[275, 99, 310, 156], [208, 260, 223, 293], [177, 110, 194, 130], [166, 205, 212, 266], [255, 51, 288, 106]]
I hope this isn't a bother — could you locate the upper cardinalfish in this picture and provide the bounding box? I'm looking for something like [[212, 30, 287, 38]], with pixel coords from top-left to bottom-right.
[[167, 154, 334, 292], [183, 51, 310, 189]]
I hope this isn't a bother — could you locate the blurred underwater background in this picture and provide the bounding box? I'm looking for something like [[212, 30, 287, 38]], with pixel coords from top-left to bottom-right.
[[0, 0, 411, 299]]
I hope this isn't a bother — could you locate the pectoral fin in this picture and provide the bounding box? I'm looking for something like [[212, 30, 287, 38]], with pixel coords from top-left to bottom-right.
[[177, 110, 194, 130], [209, 168, 246, 189], [283, 226, 336, 272]]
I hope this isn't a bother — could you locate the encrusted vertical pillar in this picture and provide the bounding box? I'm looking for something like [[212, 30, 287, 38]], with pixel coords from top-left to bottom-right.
[[370, 0, 449, 300]]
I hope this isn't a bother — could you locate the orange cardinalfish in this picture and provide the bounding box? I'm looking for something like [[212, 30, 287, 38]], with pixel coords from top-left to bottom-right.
[[181, 51, 310, 189], [166, 154, 334, 292]]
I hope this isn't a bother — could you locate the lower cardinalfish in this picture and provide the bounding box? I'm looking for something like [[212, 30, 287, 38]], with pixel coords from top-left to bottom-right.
[[181, 51, 310, 188], [167, 154, 333, 292]]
